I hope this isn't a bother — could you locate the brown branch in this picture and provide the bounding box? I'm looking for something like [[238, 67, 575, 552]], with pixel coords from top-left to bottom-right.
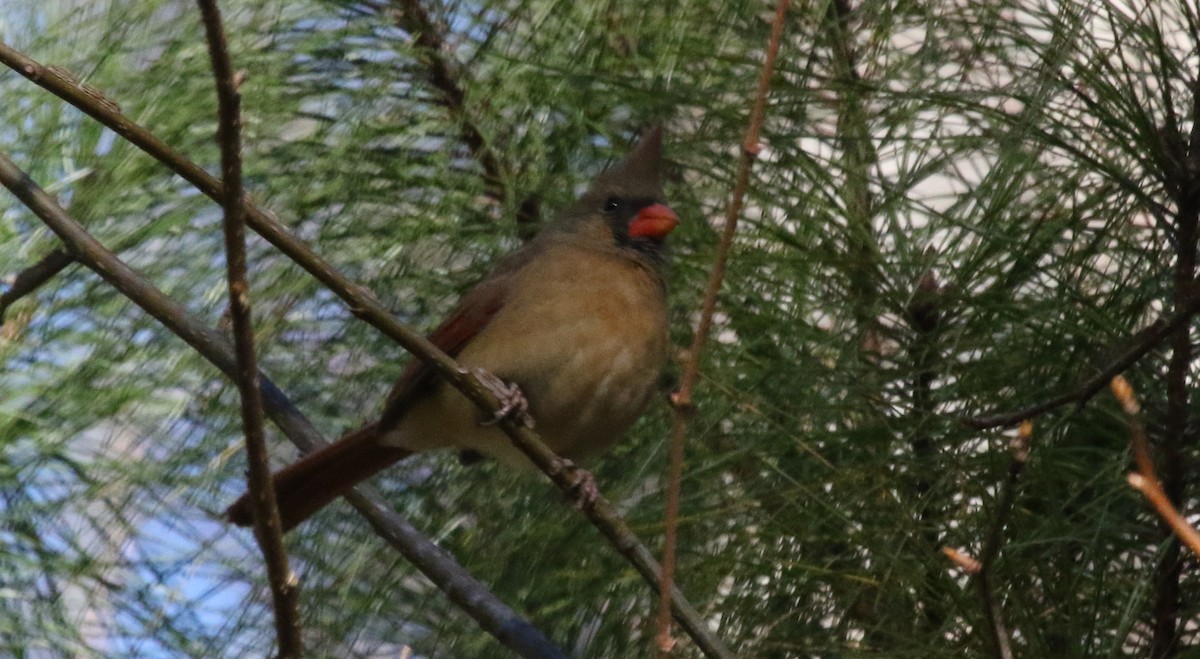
[[1112, 377, 1200, 558], [1189, 73, 1200, 177], [906, 271, 950, 631], [1, 248, 73, 325], [0, 44, 731, 659], [1152, 105, 1197, 658], [0, 151, 566, 659], [195, 1, 301, 655], [386, 0, 540, 232], [968, 62, 1200, 434], [1112, 375, 1200, 659], [656, 1, 789, 655]]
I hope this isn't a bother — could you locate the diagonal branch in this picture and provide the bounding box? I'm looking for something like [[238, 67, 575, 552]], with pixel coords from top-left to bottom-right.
[[942, 421, 1027, 659], [196, 0, 301, 654], [1, 248, 73, 325], [964, 289, 1200, 429], [656, 1, 789, 655], [0, 151, 566, 659], [0, 43, 732, 659], [1112, 376, 1200, 558]]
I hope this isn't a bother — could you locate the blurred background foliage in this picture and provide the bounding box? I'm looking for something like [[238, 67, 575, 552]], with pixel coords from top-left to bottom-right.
[[2, 0, 1199, 656]]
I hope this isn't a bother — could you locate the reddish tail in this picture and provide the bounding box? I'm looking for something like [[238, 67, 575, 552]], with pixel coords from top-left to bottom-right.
[[225, 422, 412, 532]]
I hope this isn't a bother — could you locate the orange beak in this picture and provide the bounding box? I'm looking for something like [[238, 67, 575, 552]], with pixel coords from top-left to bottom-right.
[[628, 203, 679, 239]]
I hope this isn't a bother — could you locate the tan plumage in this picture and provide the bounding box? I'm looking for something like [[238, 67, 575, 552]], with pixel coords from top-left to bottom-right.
[[227, 127, 677, 531]]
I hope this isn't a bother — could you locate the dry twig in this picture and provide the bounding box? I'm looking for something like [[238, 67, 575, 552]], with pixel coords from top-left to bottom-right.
[[195, 0, 301, 654], [1, 249, 73, 325], [656, 1, 789, 654], [1111, 377, 1200, 558]]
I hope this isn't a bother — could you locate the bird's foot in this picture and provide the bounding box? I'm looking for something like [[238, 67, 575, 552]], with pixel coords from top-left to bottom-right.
[[559, 458, 600, 510], [472, 368, 534, 428]]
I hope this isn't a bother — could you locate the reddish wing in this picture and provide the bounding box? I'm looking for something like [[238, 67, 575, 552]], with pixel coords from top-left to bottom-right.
[[227, 267, 517, 532], [378, 271, 514, 429]]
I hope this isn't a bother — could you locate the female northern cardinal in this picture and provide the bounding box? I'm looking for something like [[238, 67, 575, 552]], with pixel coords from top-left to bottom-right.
[[227, 127, 678, 532]]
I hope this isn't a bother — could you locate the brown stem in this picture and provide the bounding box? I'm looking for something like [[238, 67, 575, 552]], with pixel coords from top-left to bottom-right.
[[1112, 377, 1200, 659], [0, 151, 566, 659], [1151, 119, 1197, 657], [1, 249, 73, 325], [195, 1, 302, 655], [972, 421, 1031, 659], [906, 272, 948, 631], [656, 1, 789, 655]]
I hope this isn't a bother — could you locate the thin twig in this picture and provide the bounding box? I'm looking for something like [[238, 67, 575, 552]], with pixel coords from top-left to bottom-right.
[[0, 151, 566, 659], [976, 421, 1031, 659], [1112, 377, 1200, 558], [0, 45, 732, 658], [965, 294, 1200, 429], [907, 271, 949, 630], [943, 422, 1031, 659], [656, 1, 789, 655], [1, 249, 73, 325], [941, 546, 981, 575], [195, 1, 301, 655], [1154, 98, 1196, 656]]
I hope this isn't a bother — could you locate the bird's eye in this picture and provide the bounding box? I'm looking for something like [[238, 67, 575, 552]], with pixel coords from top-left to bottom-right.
[[603, 197, 620, 213]]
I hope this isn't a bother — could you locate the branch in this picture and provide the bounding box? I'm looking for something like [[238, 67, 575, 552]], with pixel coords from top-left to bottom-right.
[[195, 0, 301, 655], [0, 151, 566, 659], [656, 1, 789, 655], [386, 0, 540, 232], [1, 248, 73, 325], [964, 292, 1200, 429], [943, 421, 1031, 659], [1112, 377, 1200, 558], [977, 422, 1030, 659], [0, 45, 731, 657]]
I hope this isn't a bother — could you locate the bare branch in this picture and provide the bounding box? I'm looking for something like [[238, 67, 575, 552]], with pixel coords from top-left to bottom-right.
[[1112, 377, 1200, 558], [657, 1, 789, 655], [1, 249, 73, 325], [195, 0, 301, 654], [386, 0, 540, 232], [964, 297, 1200, 429]]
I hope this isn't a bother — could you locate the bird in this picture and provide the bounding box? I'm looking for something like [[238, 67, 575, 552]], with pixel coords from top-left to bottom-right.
[[226, 127, 678, 532]]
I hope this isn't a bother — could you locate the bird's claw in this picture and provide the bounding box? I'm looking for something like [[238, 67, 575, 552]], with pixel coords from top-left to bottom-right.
[[473, 368, 533, 428], [559, 458, 600, 510]]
